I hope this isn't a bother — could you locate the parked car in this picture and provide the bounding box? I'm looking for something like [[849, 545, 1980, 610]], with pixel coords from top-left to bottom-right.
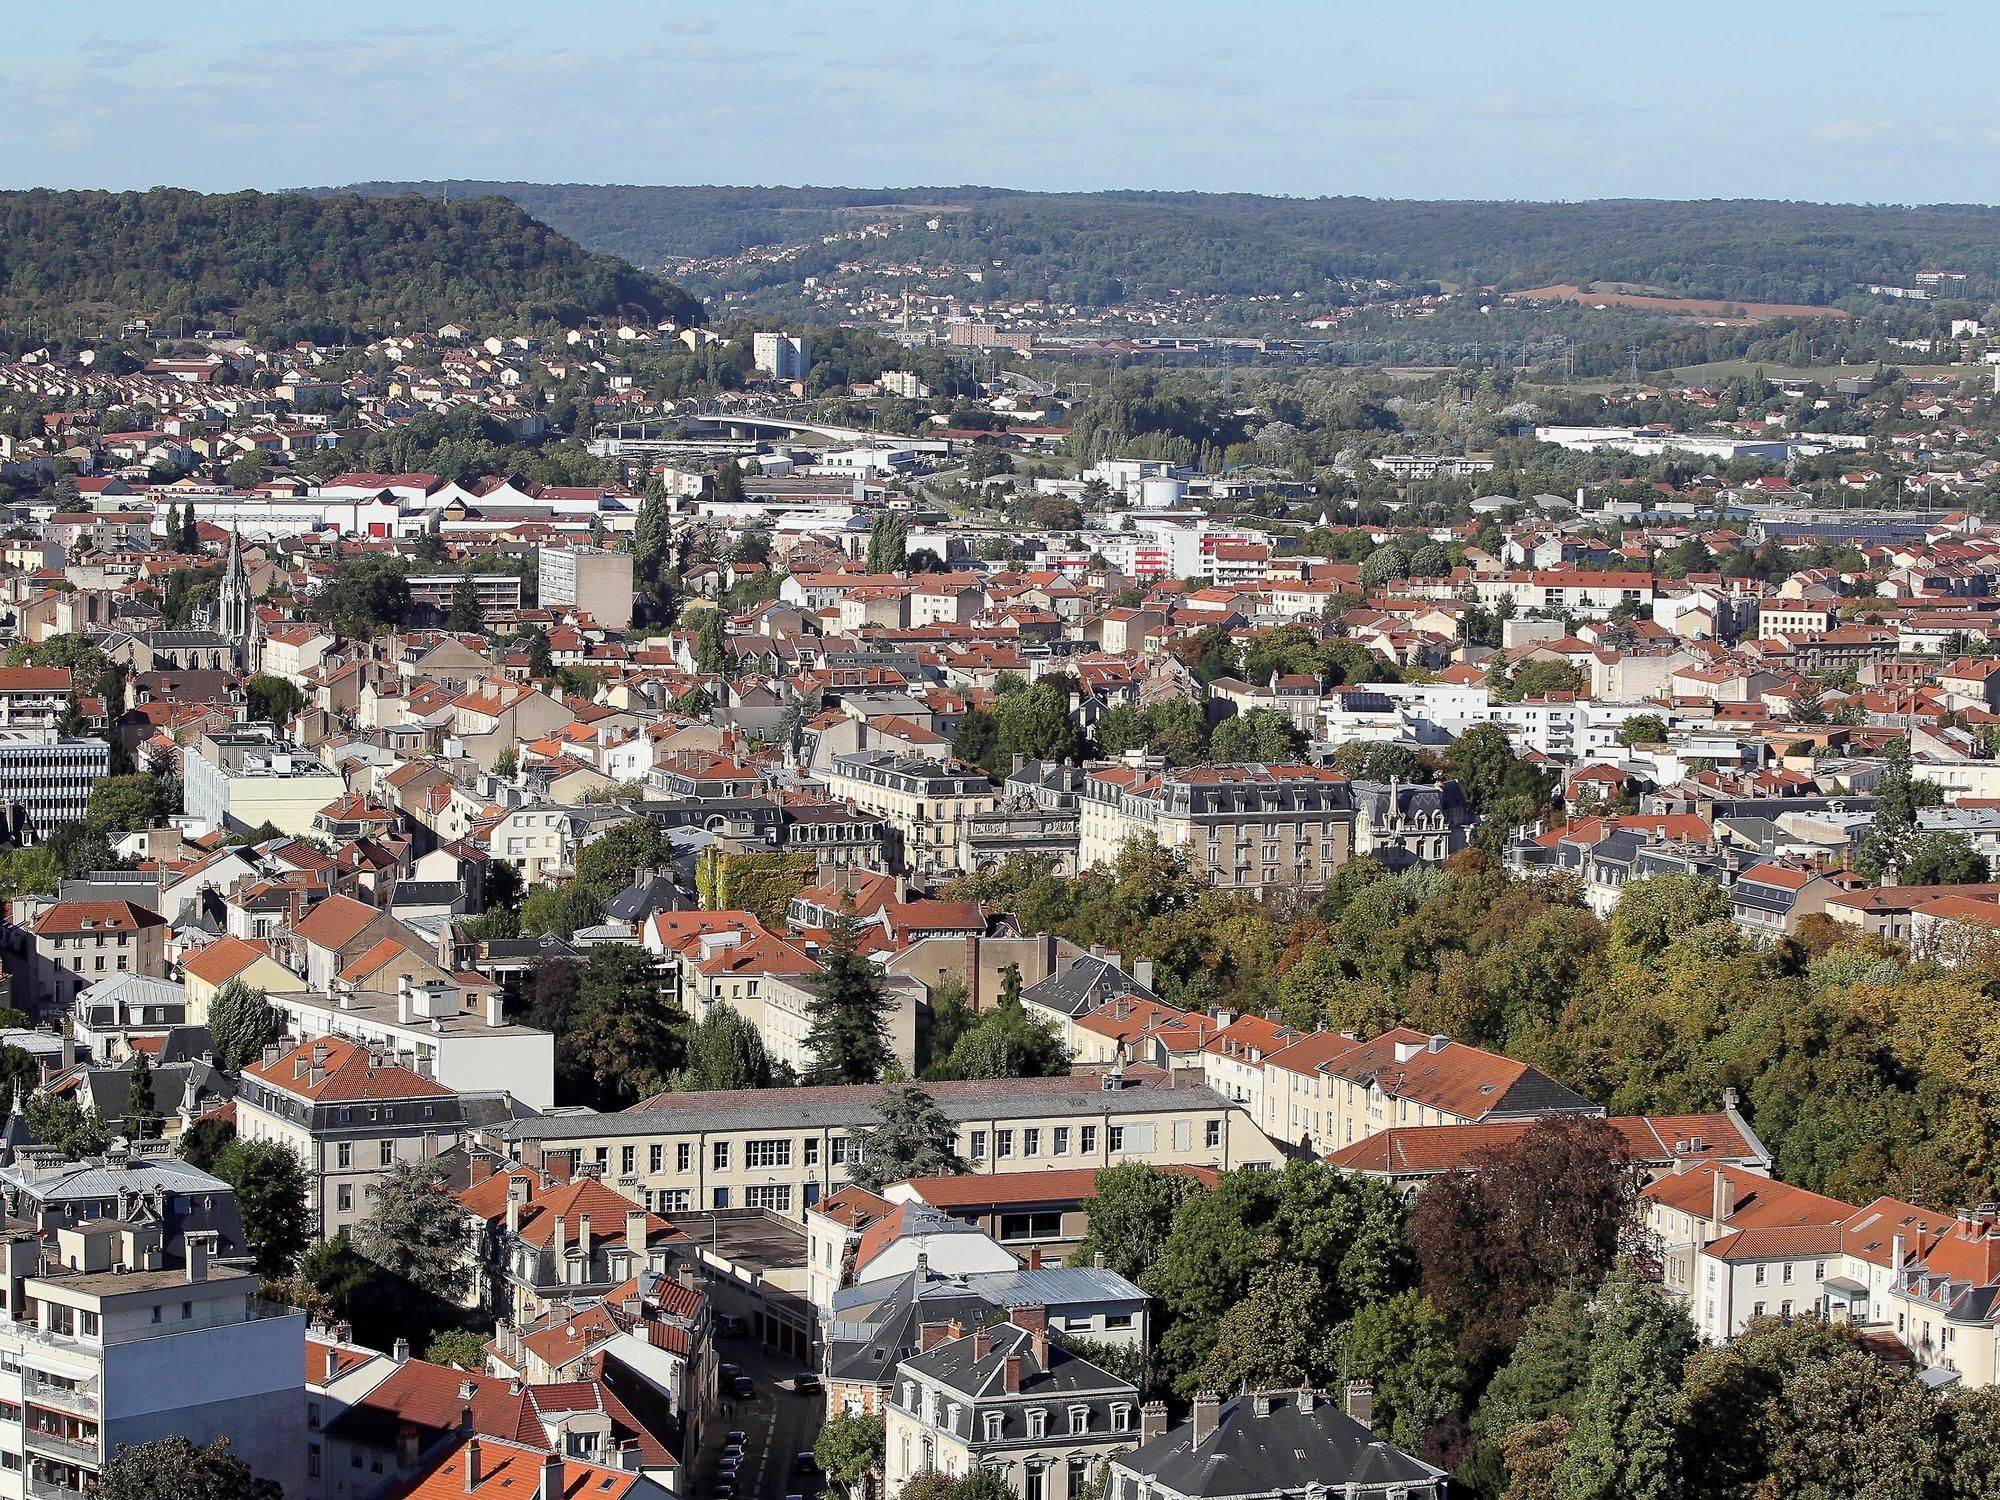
[[733, 1375, 756, 1398], [795, 1453, 820, 1476], [793, 1374, 822, 1396], [726, 1431, 749, 1448]]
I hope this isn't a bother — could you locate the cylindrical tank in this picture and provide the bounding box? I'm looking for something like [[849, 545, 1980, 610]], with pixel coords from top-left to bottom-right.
[[1140, 477, 1186, 510]]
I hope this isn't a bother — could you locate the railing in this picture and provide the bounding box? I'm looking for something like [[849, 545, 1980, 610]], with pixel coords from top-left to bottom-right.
[[27, 1475, 88, 1500], [25, 1376, 99, 1415], [23, 1426, 98, 1463]]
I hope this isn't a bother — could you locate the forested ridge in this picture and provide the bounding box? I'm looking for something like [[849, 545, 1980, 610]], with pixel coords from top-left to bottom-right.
[[333, 182, 2000, 305], [0, 189, 702, 341]]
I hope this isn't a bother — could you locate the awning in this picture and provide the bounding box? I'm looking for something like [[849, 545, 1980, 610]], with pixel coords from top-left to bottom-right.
[[1824, 1276, 1869, 1296]]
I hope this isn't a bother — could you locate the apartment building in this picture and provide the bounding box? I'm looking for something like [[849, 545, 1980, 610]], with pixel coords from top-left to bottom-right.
[[884, 1311, 1139, 1500], [236, 1036, 462, 1240], [1077, 764, 1355, 894], [0, 671, 72, 730], [182, 727, 345, 837], [537, 546, 635, 632], [17, 901, 169, 1018], [0, 731, 109, 847], [495, 1073, 1283, 1224], [0, 1223, 306, 1500], [820, 752, 999, 879], [454, 1166, 682, 1327]]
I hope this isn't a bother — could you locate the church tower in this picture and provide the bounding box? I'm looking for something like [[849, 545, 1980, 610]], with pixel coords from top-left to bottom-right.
[[217, 524, 251, 643]]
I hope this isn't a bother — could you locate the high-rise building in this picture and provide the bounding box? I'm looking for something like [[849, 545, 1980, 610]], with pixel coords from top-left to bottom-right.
[[536, 546, 634, 633], [0, 730, 109, 844], [752, 332, 813, 382]]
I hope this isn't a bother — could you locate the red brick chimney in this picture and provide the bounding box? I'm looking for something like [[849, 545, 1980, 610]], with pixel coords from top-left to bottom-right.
[[1011, 1304, 1049, 1367], [973, 1326, 992, 1361], [1002, 1353, 1022, 1393], [919, 1322, 951, 1353], [1191, 1391, 1220, 1447]]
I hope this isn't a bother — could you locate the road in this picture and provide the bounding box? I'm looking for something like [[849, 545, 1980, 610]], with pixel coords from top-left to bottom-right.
[[688, 1335, 823, 1500]]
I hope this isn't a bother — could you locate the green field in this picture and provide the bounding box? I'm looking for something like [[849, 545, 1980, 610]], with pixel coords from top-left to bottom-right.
[[1534, 356, 1974, 391]]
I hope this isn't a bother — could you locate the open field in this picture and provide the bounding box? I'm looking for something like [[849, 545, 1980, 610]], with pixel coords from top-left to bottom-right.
[[1508, 284, 1851, 320], [1527, 357, 1975, 391]]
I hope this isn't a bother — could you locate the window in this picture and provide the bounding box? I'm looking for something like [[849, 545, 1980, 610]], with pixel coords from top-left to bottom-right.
[[1027, 1408, 1047, 1439], [1754, 1265, 1767, 1285], [1173, 1120, 1190, 1152], [657, 1189, 692, 1214], [1108, 1126, 1126, 1154], [622, 1146, 636, 1175], [1052, 1127, 1070, 1156], [309, 1445, 321, 1479], [1025, 1466, 1045, 1500], [999, 1211, 1063, 1243], [1815, 1261, 1826, 1281], [677, 1143, 693, 1173], [650, 1145, 664, 1174], [805, 1138, 820, 1168], [985, 1414, 1004, 1442], [336, 1143, 353, 1169], [713, 1188, 731, 1209], [1068, 1458, 1089, 1498], [379, 1141, 395, 1167], [1021, 1128, 1040, 1157], [309, 1402, 320, 1432], [1205, 1119, 1222, 1149], [1753, 1302, 1765, 1319], [1112, 1405, 1132, 1433], [79, 1310, 97, 1337], [1080, 1125, 1097, 1154], [747, 1185, 792, 1212], [713, 1142, 732, 1172], [337, 1185, 353, 1212], [181, 1301, 192, 1320], [996, 1130, 1014, 1160], [1781, 1300, 1792, 1318], [969, 1130, 988, 1161], [746, 1139, 793, 1169], [1070, 1406, 1089, 1435], [831, 1136, 850, 1165], [1105, 1312, 1133, 1330]]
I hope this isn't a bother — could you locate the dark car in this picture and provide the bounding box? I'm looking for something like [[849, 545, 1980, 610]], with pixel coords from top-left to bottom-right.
[[732, 1374, 756, 1399], [793, 1374, 822, 1396]]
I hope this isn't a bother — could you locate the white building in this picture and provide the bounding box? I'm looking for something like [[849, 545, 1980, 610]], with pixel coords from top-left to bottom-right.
[[753, 333, 813, 382], [181, 728, 345, 837]]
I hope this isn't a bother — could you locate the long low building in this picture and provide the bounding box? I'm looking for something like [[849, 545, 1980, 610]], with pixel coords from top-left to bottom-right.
[[488, 1071, 1283, 1225]]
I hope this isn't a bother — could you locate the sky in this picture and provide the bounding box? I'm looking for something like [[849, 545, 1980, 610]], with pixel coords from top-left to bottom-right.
[[6, 1, 1998, 203]]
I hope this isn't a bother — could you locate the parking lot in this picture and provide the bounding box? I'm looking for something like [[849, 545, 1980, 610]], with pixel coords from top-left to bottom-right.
[[689, 1336, 825, 1500]]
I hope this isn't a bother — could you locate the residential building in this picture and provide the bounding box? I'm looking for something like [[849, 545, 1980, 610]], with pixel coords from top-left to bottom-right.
[[1077, 765, 1355, 894], [236, 1036, 462, 1240], [0, 1225, 308, 1500], [0, 731, 110, 845], [752, 333, 812, 382], [1313, 1029, 1603, 1156], [1103, 1386, 1445, 1500], [493, 1073, 1283, 1224], [380, 1436, 674, 1500], [884, 1311, 1139, 1500], [16, 901, 169, 1018], [182, 727, 346, 836], [820, 752, 1000, 878], [537, 547, 635, 633]]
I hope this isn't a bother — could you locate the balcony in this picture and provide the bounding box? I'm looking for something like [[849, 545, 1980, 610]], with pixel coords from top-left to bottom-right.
[[26, 1376, 99, 1415], [27, 1475, 88, 1500], [24, 1426, 98, 1463]]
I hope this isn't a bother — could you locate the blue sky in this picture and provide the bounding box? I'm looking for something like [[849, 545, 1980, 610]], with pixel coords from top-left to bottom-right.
[[6, 1, 1996, 202]]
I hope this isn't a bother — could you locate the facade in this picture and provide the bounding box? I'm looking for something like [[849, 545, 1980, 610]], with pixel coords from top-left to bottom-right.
[[497, 1074, 1283, 1225], [1078, 765, 1355, 894], [236, 1036, 462, 1240], [0, 731, 111, 846], [0, 670, 74, 730], [0, 1223, 306, 1500], [752, 332, 812, 382], [182, 727, 345, 836], [820, 752, 1000, 879], [884, 1312, 1140, 1500], [456, 1167, 684, 1328], [537, 546, 636, 632], [19, 901, 169, 1018]]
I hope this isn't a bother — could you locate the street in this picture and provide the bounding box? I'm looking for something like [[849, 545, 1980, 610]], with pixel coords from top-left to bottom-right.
[[689, 1335, 824, 1500]]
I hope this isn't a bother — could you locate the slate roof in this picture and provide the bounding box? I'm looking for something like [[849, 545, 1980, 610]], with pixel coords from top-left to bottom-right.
[[1020, 955, 1163, 1020], [1113, 1390, 1444, 1495]]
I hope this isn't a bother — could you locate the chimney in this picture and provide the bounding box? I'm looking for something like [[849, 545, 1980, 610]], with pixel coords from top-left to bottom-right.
[[554, 1212, 568, 1277], [539, 1451, 564, 1500], [1296, 1386, 1316, 1413], [1002, 1353, 1022, 1393], [1140, 1401, 1168, 1445], [1191, 1391, 1220, 1448], [1722, 1085, 1741, 1112], [1026, 1246, 1042, 1271], [185, 1233, 210, 1283], [1093, 1252, 1104, 1270], [973, 1326, 992, 1361], [463, 1438, 481, 1492], [915, 1252, 929, 1280], [1252, 1391, 1276, 1417], [393, 1337, 411, 1364], [1132, 959, 1154, 991], [458, 1378, 476, 1402], [396, 1421, 421, 1472], [1345, 1380, 1373, 1429], [506, 1176, 530, 1234], [920, 1322, 952, 1353], [1012, 1304, 1049, 1367], [1711, 1169, 1737, 1226], [324, 1346, 340, 1381], [578, 1212, 592, 1262]]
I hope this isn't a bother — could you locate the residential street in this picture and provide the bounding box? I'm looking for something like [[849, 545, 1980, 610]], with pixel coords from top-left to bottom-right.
[[687, 1336, 824, 1500]]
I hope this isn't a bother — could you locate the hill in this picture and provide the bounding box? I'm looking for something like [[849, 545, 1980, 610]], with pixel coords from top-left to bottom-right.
[[0, 188, 702, 341], [331, 183, 2000, 308]]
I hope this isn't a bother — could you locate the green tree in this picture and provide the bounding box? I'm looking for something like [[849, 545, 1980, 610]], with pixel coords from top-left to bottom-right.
[[1609, 874, 1732, 963], [309, 556, 411, 637], [1898, 832, 1988, 886], [1358, 544, 1409, 589], [993, 678, 1086, 765], [1201, 1261, 1343, 1391], [424, 1329, 491, 1369], [634, 494, 671, 583], [561, 945, 683, 1108], [213, 1138, 311, 1278], [672, 1003, 774, 1092], [177, 1115, 237, 1175], [207, 978, 277, 1070], [1551, 1271, 1692, 1500], [1339, 1290, 1464, 1455], [931, 992, 1066, 1080], [446, 571, 485, 634], [91, 1435, 281, 1500], [26, 1091, 109, 1160], [848, 1080, 965, 1192], [1617, 714, 1667, 748], [243, 674, 306, 727], [122, 1049, 161, 1140], [1072, 1163, 1204, 1284], [85, 773, 173, 834], [866, 511, 909, 573], [712, 459, 745, 505], [803, 908, 893, 1085], [353, 1158, 472, 1303], [524, 627, 554, 680], [1210, 708, 1307, 763], [694, 607, 730, 676], [814, 1410, 885, 1500], [1858, 737, 1943, 879]]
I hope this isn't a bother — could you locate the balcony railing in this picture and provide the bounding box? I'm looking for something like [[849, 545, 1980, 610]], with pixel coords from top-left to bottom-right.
[[24, 1427, 98, 1463], [27, 1475, 88, 1500], [26, 1377, 99, 1415]]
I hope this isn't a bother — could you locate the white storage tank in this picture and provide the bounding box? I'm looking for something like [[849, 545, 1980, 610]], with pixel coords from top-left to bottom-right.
[[1139, 477, 1186, 510]]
